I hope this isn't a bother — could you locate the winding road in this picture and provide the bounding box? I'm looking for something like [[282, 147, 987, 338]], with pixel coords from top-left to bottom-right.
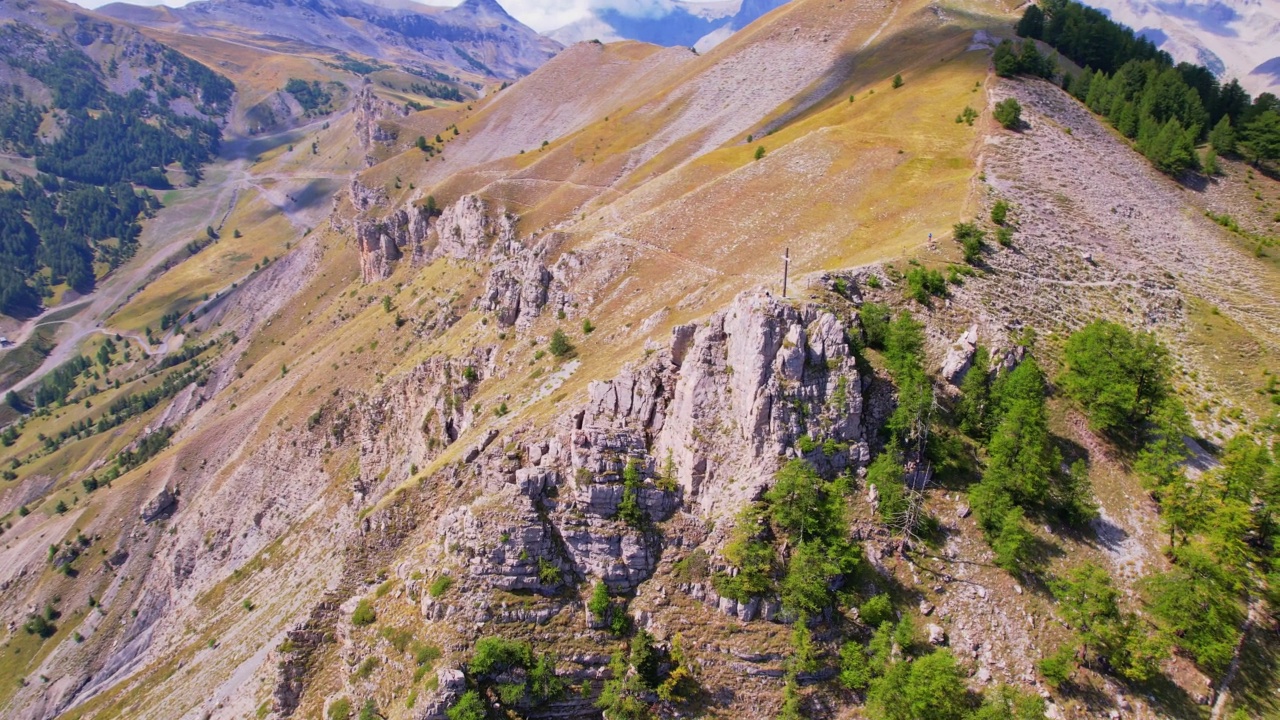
[[0, 111, 350, 395]]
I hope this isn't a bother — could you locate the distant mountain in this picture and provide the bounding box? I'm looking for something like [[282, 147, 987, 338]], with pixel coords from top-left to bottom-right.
[[548, 0, 791, 52], [97, 0, 562, 80], [1081, 0, 1280, 96]]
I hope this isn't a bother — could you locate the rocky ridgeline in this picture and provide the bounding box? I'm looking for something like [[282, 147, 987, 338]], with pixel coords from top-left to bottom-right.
[[414, 289, 871, 624], [352, 83, 408, 165], [351, 192, 582, 330]]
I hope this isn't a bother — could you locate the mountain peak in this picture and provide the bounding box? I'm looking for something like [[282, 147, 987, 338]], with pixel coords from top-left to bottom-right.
[[453, 0, 516, 22]]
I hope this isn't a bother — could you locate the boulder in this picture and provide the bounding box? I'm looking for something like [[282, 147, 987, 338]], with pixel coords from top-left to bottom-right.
[[140, 487, 177, 523], [941, 324, 979, 385]]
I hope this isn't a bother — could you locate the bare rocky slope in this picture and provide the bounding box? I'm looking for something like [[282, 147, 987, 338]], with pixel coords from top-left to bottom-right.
[[0, 0, 1277, 718], [96, 0, 562, 82]]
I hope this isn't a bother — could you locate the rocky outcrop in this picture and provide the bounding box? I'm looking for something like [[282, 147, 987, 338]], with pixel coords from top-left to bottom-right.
[[433, 290, 870, 606], [479, 233, 563, 329], [354, 203, 432, 282], [140, 486, 177, 523], [352, 83, 406, 162], [941, 324, 979, 385], [351, 194, 573, 326], [431, 194, 505, 263]]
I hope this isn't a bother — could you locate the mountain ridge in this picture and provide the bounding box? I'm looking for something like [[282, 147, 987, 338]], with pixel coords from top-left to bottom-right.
[[0, 0, 1277, 718], [96, 0, 562, 80]]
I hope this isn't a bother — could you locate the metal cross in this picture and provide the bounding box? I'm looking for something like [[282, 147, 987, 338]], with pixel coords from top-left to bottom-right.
[[782, 247, 790, 298]]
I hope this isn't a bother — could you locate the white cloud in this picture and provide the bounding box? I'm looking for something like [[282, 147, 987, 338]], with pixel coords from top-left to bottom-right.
[[62, 0, 714, 31], [498, 0, 593, 31]]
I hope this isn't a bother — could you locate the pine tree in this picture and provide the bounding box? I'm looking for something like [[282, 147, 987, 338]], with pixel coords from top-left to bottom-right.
[[1016, 4, 1045, 39], [955, 346, 990, 438], [1209, 115, 1235, 154], [994, 98, 1022, 130]]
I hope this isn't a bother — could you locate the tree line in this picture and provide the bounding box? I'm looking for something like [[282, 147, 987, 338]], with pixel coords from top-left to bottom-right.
[[1006, 0, 1280, 173], [0, 175, 158, 314], [948, 318, 1279, 688]]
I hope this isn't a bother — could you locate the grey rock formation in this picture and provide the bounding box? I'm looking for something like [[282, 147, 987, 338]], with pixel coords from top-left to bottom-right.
[[433, 289, 871, 613], [140, 486, 177, 523], [941, 324, 979, 385], [352, 194, 575, 329]]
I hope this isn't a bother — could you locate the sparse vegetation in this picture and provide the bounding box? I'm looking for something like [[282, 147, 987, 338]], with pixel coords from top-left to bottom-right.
[[351, 599, 376, 627], [428, 575, 452, 597]]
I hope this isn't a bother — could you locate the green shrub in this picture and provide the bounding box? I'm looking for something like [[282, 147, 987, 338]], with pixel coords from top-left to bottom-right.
[[860, 302, 891, 348], [351, 656, 379, 680], [990, 200, 1009, 225], [530, 651, 566, 700], [588, 581, 610, 621], [616, 459, 645, 527], [1060, 320, 1176, 443], [892, 74, 904, 88], [23, 613, 56, 639], [975, 684, 1046, 720], [954, 222, 985, 264], [537, 558, 561, 585], [549, 329, 574, 358], [839, 640, 873, 690], [670, 549, 709, 583], [867, 650, 969, 720], [904, 266, 946, 303], [328, 697, 352, 720], [496, 682, 526, 705], [351, 599, 376, 627], [469, 636, 533, 676], [609, 607, 633, 636], [859, 594, 895, 627], [428, 575, 453, 598], [446, 691, 485, 720], [1037, 645, 1075, 688], [414, 642, 442, 667], [867, 452, 908, 524], [994, 98, 1022, 129]]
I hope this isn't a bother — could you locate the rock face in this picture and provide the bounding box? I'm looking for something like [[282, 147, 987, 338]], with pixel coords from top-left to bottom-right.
[[353, 200, 432, 283], [430, 289, 870, 608], [140, 486, 177, 523], [352, 83, 408, 164], [351, 194, 577, 329], [941, 324, 979, 385]]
